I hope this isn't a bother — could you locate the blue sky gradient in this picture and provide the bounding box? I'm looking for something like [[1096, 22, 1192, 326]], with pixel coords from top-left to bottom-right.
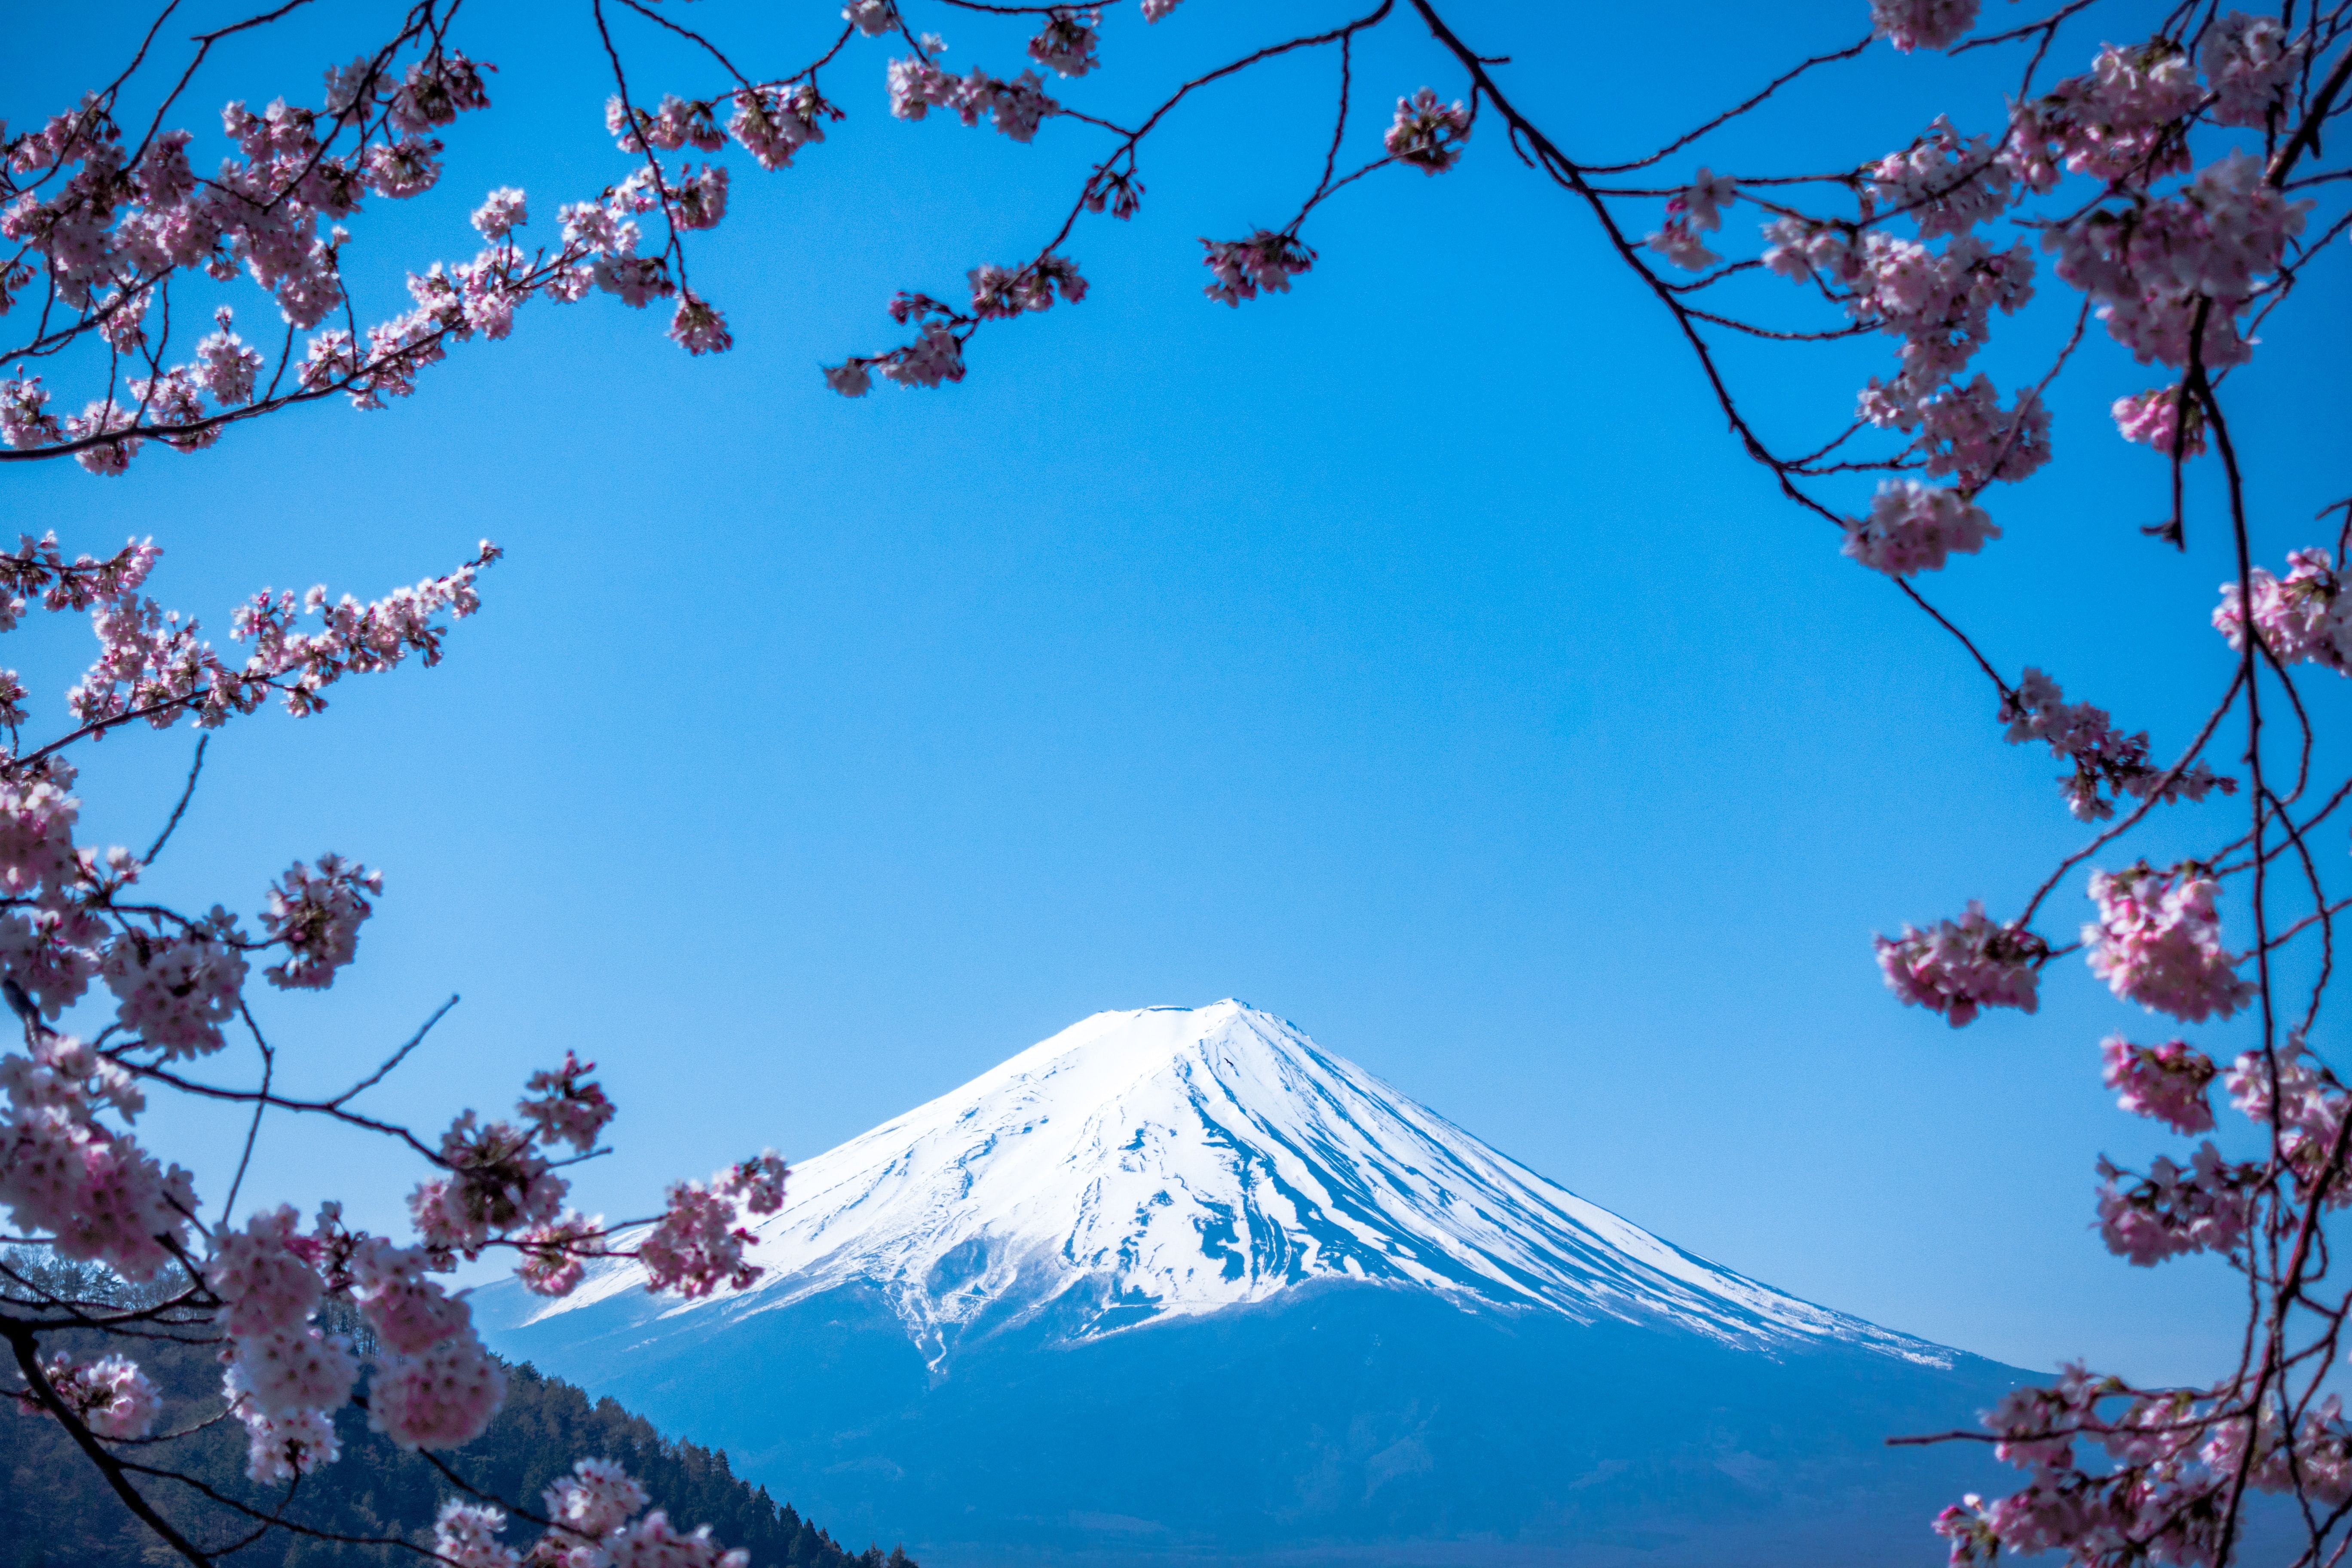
[[9, 0, 2348, 1381]]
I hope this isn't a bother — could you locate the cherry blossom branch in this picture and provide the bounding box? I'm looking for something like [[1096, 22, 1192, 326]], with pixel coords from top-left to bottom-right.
[[2, 1318, 215, 1567], [1582, 34, 1875, 175], [139, 734, 207, 865]]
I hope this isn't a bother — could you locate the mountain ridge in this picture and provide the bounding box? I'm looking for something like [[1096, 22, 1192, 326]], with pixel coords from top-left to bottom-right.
[[480, 1001, 2022, 1566], [521, 1000, 1955, 1370]]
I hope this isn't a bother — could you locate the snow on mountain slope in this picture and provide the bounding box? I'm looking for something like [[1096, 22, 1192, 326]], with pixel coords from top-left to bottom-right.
[[523, 1001, 1949, 1367]]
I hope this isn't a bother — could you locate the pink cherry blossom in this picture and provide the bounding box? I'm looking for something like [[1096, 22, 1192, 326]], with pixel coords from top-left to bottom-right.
[[0, 763, 81, 895], [516, 1210, 603, 1296], [1999, 667, 2231, 822], [1028, 12, 1102, 79], [0, 909, 101, 1019], [2096, 1142, 2256, 1264], [667, 292, 732, 356], [822, 361, 874, 398], [2049, 151, 2309, 370], [2215, 548, 2352, 673], [1874, 900, 2046, 1026], [1201, 231, 1314, 306], [2100, 1036, 2217, 1134], [259, 854, 381, 989], [23, 1352, 161, 1438], [719, 1150, 788, 1214], [1, 375, 64, 450], [0, 1088, 197, 1280], [438, 1503, 522, 1568], [367, 1324, 505, 1449], [235, 1404, 341, 1482], [2083, 862, 2253, 1023], [413, 1110, 566, 1256], [227, 1323, 359, 1415], [889, 58, 1059, 141], [544, 1457, 651, 1541], [727, 85, 833, 172], [844, 0, 900, 38], [606, 1511, 752, 1568], [1384, 89, 1472, 176], [1898, 375, 2049, 490], [638, 1177, 760, 1297], [670, 166, 729, 232], [2110, 385, 2204, 456], [472, 186, 528, 239], [2201, 12, 2303, 129], [1982, 1363, 2106, 1473], [878, 319, 965, 389], [1868, 118, 2011, 239], [98, 923, 249, 1058], [1645, 169, 1735, 271], [353, 1238, 473, 1354], [2006, 40, 2201, 190], [1842, 480, 1998, 577], [1869, 0, 1979, 52], [968, 254, 1087, 318], [519, 1052, 617, 1152], [211, 1204, 326, 1335], [2223, 1040, 2351, 1203]]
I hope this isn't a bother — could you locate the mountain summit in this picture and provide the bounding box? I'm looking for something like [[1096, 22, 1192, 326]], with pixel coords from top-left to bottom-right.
[[482, 1002, 2020, 1568], [536, 1001, 1941, 1368]]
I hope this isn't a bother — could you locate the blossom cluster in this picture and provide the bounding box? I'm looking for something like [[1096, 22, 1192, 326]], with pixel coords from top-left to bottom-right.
[[1943, 1366, 2352, 1564], [1866, 118, 2011, 240], [1874, 900, 2046, 1026], [14, 1351, 161, 1438], [1870, 0, 1981, 52], [0, 552, 771, 1559], [2096, 1142, 2255, 1264], [1938, 1369, 2237, 1564], [967, 255, 1090, 320], [888, 49, 1060, 143], [0, 542, 496, 1289], [258, 854, 381, 989], [2049, 150, 2309, 371], [2224, 1038, 2352, 1209], [536, 1459, 751, 1568], [2214, 548, 2352, 674], [2110, 384, 2204, 456], [1659, 11, 2341, 609], [824, 253, 1087, 396], [729, 84, 839, 173], [1768, 222, 2036, 437], [1897, 375, 2050, 491], [2100, 1035, 2217, 1135], [0, 49, 505, 472], [3, 9, 856, 476], [1644, 169, 1736, 271], [1841, 480, 1997, 578], [1028, 12, 1102, 79], [2083, 862, 2252, 1024], [1384, 89, 1473, 176], [1, 1024, 194, 1280], [1201, 231, 1317, 308], [637, 1152, 790, 1298], [1999, 667, 2231, 822]]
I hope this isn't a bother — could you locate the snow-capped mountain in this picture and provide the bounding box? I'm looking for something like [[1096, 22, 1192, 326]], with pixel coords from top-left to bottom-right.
[[527, 1001, 1940, 1366], [481, 1002, 2021, 1568]]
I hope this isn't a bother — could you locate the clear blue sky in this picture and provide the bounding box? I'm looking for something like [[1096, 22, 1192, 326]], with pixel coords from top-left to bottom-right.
[[9, 0, 2346, 1383]]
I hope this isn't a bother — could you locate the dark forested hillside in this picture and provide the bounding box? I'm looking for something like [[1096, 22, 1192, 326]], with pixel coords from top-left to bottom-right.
[[3, 1258, 913, 1568]]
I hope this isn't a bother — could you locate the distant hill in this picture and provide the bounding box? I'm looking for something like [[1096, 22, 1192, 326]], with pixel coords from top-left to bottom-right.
[[4, 1252, 913, 1568]]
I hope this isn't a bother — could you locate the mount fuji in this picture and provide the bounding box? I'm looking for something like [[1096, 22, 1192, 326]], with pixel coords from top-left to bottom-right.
[[478, 1001, 2025, 1566]]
